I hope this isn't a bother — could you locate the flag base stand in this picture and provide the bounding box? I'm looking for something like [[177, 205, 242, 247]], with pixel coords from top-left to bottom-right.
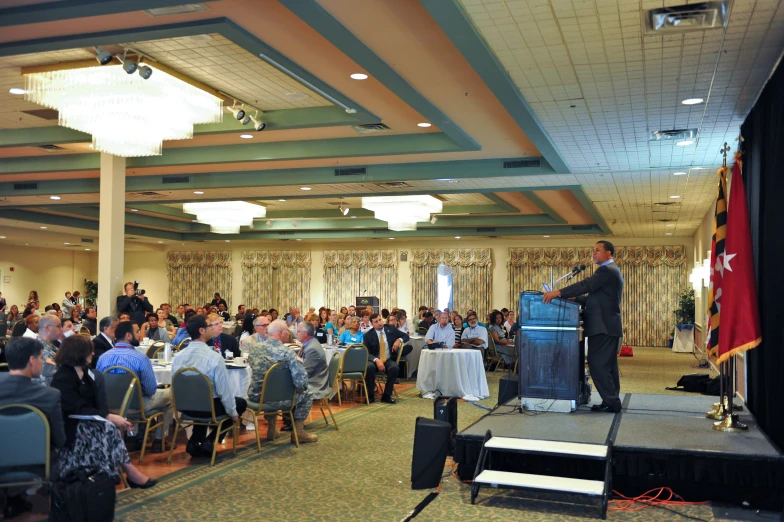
[[712, 413, 748, 432], [706, 401, 727, 420]]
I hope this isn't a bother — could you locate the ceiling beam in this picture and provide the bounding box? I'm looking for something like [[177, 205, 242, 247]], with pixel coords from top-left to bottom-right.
[[421, 0, 570, 174], [280, 0, 480, 152], [9, 209, 184, 239], [521, 190, 566, 224]]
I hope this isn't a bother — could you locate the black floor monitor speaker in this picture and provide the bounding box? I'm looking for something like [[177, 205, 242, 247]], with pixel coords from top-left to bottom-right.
[[498, 375, 518, 405], [434, 396, 458, 431], [411, 417, 452, 490]]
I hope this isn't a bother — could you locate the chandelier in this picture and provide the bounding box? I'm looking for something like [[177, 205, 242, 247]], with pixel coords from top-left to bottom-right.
[[361, 195, 442, 231], [183, 201, 266, 234], [24, 64, 222, 157]]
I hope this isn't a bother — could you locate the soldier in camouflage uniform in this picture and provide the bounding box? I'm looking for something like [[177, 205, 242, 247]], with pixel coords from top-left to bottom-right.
[[246, 319, 317, 444]]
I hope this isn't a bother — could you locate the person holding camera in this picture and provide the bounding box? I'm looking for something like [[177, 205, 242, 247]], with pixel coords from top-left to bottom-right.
[[116, 281, 153, 327]]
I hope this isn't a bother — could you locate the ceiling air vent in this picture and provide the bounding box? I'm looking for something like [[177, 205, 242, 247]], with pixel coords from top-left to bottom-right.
[[476, 227, 496, 233], [81, 238, 95, 243], [654, 202, 680, 206], [645, 2, 729, 34], [335, 167, 367, 176], [161, 175, 190, 184], [37, 144, 65, 152], [144, 4, 209, 17], [350, 123, 392, 134], [376, 182, 411, 188], [657, 219, 674, 223], [650, 129, 698, 142], [503, 159, 541, 169], [571, 225, 594, 231], [278, 231, 294, 236], [13, 182, 38, 190]]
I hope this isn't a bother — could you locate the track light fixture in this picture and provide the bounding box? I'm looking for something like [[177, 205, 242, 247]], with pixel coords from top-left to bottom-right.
[[94, 46, 113, 65], [249, 111, 266, 132], [119, 51, 137, 74], [430, 216, 438, 224], [338, 201, 350, 216], [227, 101, 246, 121], [137, 64, 152, 79]]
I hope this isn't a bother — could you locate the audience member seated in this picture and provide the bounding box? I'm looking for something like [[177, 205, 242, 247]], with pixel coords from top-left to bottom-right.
[[209, 292, 228, 310], [452, 314, 464, 345], [306, 313, 328, 344], [336, 313, 347, 335], [22, 302, 36, 319], [116, 282, 153, 327], [68, 307, 82, 327], [7, 305, 21, 332], [54, 317, 76, 349], [396, 309, 411, 334], [140, 312, 170, 342], [318, 307, 329, 328], [363, 313, 411, 404], [461, 312, 488, 352], [488, 310, 514, 347], [34, 314, 61, 386], [0, 337, 66, 519], [97, 321, 171, 453], [239, 314, 255, 347], [247, 320, 317, 443], [425, 312, 457, 347], [386, 314, 397, 327], [235, 304, 247, 321], [24, 314, 40, 339], [92, 316, 118, 368], [206, 313, 240, 359], [338, 317, 364, 345], [50, 335, 157, 489], [156, 308, 176, 336], [358, 310, 373, 333], [285, 307, 303, 326], [418, 311, 434, 331], [173, 315, 247, 458], [172, 309, 197, 346], [174, 304, 186, 324], [217, 303, 231, 321], [325, 309, 338, 338], [504, 311, 518, 338], [462, 309, 486, 329], [82, 306, 98, 335]]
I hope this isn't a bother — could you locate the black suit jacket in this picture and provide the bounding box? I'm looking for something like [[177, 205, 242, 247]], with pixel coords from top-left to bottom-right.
[[208, 333, 240, 358], [0, 374, 66, 449], [116, 295, 153, 326], [559, 261, 624, 337], [363, 326, 410, 362], [50, 365, 108, 447], [91, 334, 114, 369]]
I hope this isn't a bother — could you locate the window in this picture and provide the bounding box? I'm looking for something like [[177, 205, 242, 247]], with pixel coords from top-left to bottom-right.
[[436, 263, 453, 312]]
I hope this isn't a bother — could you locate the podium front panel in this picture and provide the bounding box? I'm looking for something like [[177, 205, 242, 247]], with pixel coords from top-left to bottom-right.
[[356, 296, 379, 315], [519, 292, 580, 328], [518, 329, 581, 400]]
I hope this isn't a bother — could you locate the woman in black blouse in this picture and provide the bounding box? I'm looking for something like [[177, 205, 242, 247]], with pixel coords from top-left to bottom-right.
[[50, 335, 157, 488]]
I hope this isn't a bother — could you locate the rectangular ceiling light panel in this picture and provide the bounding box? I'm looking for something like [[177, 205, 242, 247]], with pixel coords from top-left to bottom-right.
[[645, 2, 729, 34]]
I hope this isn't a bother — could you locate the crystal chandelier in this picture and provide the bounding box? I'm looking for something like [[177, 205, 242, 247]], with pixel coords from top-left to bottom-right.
[[361, 195, 442, 231], [182, 201, 266, 234], [24, 64, 222, 157]]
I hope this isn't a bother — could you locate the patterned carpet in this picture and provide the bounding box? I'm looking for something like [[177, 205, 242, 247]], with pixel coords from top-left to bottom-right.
[[114, 348, 717, 521]]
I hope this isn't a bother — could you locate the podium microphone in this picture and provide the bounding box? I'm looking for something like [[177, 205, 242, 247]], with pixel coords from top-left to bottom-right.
[[566, 264, 586, 280]]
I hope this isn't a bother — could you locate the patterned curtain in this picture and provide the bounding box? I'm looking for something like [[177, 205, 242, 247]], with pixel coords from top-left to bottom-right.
[[323, 251, 397, 311], [507, 246, 687, 347], [241, 251, 311, 312], [411, 249, 492, 315], [166, 251, 232, 309]]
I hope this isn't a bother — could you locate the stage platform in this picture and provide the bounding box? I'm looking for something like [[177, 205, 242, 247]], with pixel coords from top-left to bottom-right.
[[455, 393, 784, 510]]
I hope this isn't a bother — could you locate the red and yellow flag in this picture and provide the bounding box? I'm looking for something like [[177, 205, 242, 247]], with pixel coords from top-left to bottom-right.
[[716, 155, 762, 363], [705, 167, 727, 357]]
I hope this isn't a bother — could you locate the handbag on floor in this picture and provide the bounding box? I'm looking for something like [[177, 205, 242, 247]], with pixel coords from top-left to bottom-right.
[[50, 467, 116, 522]]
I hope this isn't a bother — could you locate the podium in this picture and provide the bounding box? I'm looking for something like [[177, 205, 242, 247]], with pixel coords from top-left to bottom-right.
[[518, 291, 584, 404], [355, 296, 379, 315]]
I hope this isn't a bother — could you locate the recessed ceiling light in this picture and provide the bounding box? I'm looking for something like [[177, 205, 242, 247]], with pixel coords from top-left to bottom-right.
[[350, 73, 368, 80], [676, 140, 694, 146], [448, 180, 459, 184], [666, 224, 675, 227], [543, 235, 550, 238], [278, 199, 286, 202], [9, 88, 25, 95], [50, 195, 61, 200], [40, 226, 47, 229], [225, 240, 231, 242], [681, 98, 704, 105], [130, 208, 138, 212], [350, 216, 357, 219], [389, 237, 394, 240], [296, 238, 302, 241], [0, 236, 6, 239], [64, 242, 70, 245], [191, 219, 197, 223], [239, 134, 253, 139], [85, 248, 90, 251], [194, 191, 204, 194], [455, 236, 461, 239], [300, 187, 311, 191], [157, 241, 163, 244], [670, 195, 681, 199], [418, 122, 432, 128], [665, 232, 673, 236], [673, 171, 686, 176], [88, 144, 94, 149]]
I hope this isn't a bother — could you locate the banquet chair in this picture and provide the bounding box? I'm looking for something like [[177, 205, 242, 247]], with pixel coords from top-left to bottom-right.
[[78, 326, 91, 336], [169, 367, 237, 467], [145, 340, 166, 359], [173, 337, 190, 352], [370, 344, 400, 401], [416, 327, 428, 335], [102, 366, 166, 464], [245, 362, 300, 448], [316, 353, 340, 430], [339, 344, 370, 406], [495, 343, 517, 374], [0, 404, 50, 492], [486, 336, 501, 372]]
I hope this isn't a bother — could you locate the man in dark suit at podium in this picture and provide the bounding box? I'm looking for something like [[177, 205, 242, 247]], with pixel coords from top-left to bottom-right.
[[543, 241, 624, 413]]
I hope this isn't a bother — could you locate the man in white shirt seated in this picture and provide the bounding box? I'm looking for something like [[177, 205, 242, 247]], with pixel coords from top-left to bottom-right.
[[425, 312, 457, 347], [460, 312, 488, 352]]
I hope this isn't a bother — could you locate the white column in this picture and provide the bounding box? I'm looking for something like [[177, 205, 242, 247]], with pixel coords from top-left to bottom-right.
[[97, 153, 126, 317]]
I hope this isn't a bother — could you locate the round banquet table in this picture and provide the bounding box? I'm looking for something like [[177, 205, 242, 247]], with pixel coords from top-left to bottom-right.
[[404, 336, 426, 378], [415, 348, 489, 401], [153, 364, 253, 399]]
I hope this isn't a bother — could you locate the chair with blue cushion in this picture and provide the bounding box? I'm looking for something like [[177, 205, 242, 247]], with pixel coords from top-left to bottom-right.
[[145, 341, 166, 359], [339, 344, 370, 406], [168, 367, 237, 467], [0, 404, 50, 491], [245, 361, 300, 448], [102, 365, 166, 464]]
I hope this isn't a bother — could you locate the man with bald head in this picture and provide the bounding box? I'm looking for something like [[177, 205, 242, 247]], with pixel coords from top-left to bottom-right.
[[34, 314, 60, 386]]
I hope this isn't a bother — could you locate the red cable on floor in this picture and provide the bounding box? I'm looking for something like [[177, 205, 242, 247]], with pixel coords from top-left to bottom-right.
[[609, 487, 708, 511]]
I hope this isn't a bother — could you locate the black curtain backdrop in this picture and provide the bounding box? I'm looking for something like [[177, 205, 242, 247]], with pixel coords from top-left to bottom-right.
[[740, 58, 784, 451]]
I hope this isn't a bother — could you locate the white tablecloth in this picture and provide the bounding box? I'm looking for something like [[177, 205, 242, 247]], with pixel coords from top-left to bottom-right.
[[223, 323, 236, 335], [416, 349, 489, 401], [153, 364, 253, 399], [672, 325, 695, 353], [322, 346, 346, 399], [405, 337, 426, 378]]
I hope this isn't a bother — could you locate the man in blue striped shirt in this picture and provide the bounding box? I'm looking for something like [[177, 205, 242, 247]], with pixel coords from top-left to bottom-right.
[[97, 321, 171, 453]]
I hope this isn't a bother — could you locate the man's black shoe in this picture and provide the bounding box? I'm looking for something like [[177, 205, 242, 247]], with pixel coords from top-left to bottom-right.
[[125, 437, 140, 452], [3, 495, 32, 519], [381, 396, 397, 404], [151, 439, 163, 453], [281, 424, 293, 432], [593, 404, 620, 413], [200, 440, 215, 457], [185, 440, 202, 457], [590, 403, 606, 411]]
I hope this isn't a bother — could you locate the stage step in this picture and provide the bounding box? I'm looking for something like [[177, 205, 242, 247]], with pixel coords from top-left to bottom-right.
[[475, 470, 604, 496], [485, 436, 608, 459]]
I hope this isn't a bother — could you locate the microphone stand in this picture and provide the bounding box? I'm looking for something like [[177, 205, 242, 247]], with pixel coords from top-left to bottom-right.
[[553, 268, 578, 287]]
